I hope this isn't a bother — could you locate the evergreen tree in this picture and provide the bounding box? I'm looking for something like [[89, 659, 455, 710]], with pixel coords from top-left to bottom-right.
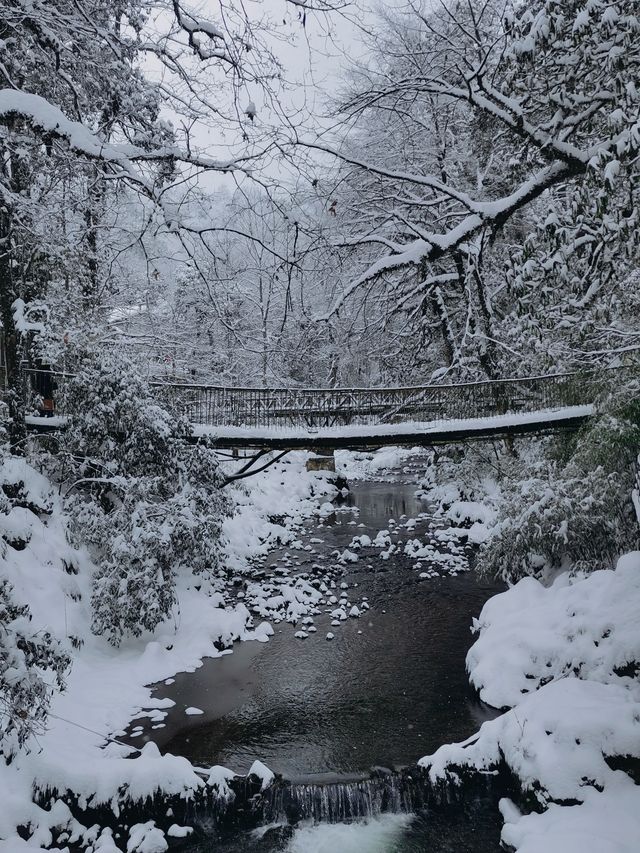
[[59, 351, 231, 645]]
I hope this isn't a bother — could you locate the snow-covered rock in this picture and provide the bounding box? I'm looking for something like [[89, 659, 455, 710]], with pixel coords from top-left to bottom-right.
[[421, 677, 640, 805], [248, 760, 275, 791], [467, 553, 640, 709], [126, 821, 167, 853], [339, 549, 359, 563], [166, 824, 193, 838]]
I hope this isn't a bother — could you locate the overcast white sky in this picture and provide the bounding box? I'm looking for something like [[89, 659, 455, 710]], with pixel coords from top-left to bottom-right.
[[143, 0, 376, 194]]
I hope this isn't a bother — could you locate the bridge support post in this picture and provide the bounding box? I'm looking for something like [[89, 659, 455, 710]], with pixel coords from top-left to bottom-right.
[[306, 449, 336, 473]]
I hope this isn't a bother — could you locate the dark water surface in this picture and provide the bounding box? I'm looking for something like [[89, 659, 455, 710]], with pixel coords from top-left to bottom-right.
[[158, 568, 498, 778], [134, 458, 505, 850]]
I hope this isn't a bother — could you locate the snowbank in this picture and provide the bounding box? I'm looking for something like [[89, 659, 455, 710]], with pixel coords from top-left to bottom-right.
[[500, 781, 640, 853], [419, 553, 640, 852], [422, 678, 640, 803], [223, 451, 336, 569], [334, 446, 423, 480], [467, 554, 640, 709]]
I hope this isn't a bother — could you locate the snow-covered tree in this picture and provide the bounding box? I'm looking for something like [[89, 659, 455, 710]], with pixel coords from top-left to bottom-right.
[[58, 351, 231, 645], [0, 436, 70, 762], [297, 0, 640, 379], [0, 0, 352, 443]]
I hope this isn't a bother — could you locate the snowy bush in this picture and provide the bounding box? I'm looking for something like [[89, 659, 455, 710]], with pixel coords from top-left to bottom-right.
[[0, 579, 69, 763], [571, 387, 640, 475], [478, 463, 636, 582], [59, 352, 231, 645], [479, 383, 640, 581], [421, 554, 640, 850], [0, 442, 69, 762], [418, 443, 509, 508]]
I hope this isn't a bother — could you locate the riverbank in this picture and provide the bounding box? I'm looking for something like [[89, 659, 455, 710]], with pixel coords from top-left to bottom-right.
[[0, 450, 338, 851], [419, 551, 640, 853]]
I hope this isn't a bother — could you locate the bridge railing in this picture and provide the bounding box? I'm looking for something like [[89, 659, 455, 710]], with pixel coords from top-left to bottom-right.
[[17, 365, 629, 430], [150, 369, 614, 429]]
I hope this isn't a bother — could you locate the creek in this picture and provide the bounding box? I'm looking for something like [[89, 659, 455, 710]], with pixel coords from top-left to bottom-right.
[[130, 453, 505, 851]]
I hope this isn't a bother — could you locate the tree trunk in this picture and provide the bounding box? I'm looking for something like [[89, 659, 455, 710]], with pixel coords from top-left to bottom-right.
[[0, 205, 27, 452]]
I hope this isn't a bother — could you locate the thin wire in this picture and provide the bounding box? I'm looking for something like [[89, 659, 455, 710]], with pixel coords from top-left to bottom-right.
[[47, 711, 140, 750], [45, 712, 210, 778]]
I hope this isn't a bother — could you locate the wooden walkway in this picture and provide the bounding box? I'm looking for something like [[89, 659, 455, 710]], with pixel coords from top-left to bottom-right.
[[16, 367, 620, 449], [188, 406, 595, 449]]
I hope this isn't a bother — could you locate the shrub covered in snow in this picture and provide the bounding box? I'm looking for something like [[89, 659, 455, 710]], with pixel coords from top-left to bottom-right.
[[418, 444, 501, 507], [58, 352, 232, 645], [478, 463, 636, 582], [478, 384, 640, 582], [0, 579, 69, 763], [0, 443, 70, 763]]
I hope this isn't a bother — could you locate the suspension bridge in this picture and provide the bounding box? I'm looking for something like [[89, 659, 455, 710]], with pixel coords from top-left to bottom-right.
[[16, 367, 622, 450]]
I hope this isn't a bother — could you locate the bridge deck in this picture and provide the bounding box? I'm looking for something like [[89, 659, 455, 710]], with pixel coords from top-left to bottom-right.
[[23, 405, 593, 449], [190, 405, 594, 449]]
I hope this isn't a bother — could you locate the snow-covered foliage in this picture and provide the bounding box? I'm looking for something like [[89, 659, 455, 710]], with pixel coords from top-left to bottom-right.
[[478, 463, 636, 581], [478, 384, 640, 581], [58, 352, 231, 644], [0, 442, 70, 763], [0, 582, 68, 763], [294, 0, 640, 382]]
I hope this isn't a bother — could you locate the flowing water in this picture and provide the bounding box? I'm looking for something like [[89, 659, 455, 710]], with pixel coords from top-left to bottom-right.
[[130, 453, 506, 851]]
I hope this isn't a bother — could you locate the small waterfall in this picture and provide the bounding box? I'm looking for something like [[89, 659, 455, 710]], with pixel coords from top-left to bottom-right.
[[261, 771, 426, 825]]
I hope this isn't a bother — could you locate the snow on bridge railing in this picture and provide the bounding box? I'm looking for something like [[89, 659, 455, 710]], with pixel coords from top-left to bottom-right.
[[17, 364, 634, 430]]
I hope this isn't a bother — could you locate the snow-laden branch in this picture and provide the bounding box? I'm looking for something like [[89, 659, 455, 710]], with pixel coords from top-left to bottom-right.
[[171, 0, 233, 64], [298, 139, 480, 210], [339, 76, 594, 168], [0, 90, 251, 188], [321, 159, 575, 317], [286, 0, 352, 10]]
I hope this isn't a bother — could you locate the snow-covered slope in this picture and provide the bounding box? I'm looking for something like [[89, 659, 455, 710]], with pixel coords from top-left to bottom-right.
[[420, 553, 640, 853]]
